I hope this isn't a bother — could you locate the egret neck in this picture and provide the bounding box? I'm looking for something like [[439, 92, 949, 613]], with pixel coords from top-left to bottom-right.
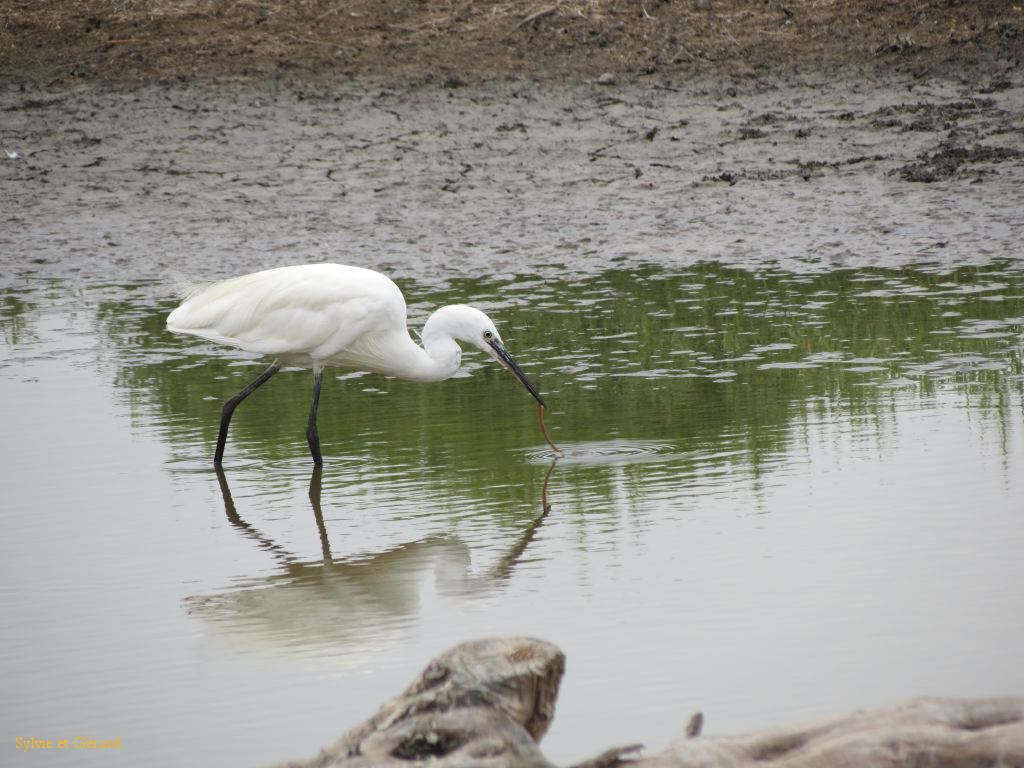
[[404, 305, 468, 382]]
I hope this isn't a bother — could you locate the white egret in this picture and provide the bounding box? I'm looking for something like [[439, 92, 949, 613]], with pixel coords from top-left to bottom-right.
[[166, 263, 546, 466]]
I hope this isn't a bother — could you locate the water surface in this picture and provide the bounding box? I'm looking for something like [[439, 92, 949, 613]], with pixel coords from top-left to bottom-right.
[[2, 260, 1024, 765]]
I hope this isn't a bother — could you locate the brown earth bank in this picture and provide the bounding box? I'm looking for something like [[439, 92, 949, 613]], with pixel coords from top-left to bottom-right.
[[1, 0, 1022, 89]]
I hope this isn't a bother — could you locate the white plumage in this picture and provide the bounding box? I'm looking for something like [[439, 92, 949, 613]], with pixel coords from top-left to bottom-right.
[[170, 264, 412, 373], [167, 263, 545, 465]]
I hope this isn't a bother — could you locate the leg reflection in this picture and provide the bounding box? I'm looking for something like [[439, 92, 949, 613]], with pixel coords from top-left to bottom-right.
[[214, 466, 331, 565], [214, 465, 293, 564], [308, 465, 332, 565], [212, 461, 556, 592]]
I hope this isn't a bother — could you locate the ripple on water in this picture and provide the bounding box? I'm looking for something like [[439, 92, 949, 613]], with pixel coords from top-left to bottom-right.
[[525, 439, 685, 466]]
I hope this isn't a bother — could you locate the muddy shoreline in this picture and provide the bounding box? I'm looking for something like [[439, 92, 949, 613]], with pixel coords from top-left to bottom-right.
[[3, 69, 1023, 294], [2, 3, 1023, 292], [3, 0, 1022, 90]]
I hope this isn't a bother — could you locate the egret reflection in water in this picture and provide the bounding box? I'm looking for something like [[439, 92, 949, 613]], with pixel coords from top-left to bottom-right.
[[185, 462, 558, 657]]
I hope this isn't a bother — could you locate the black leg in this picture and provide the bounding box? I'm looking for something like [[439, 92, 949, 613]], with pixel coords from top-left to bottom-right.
[[306, 365, 325, 466], [214, 360, 281, 466]]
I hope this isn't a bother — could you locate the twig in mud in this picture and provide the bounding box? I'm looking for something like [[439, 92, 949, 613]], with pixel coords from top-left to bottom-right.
[[588, 143, 622, 161], [518, 5, 558, 29], [672, 43, 712, 62], [282, 33, 340, 47], [314, 5, 341, 22], [718, 22, 741, 48]]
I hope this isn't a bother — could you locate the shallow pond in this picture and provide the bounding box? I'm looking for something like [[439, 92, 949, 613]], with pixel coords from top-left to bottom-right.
[[3, 259, 1024, 766]]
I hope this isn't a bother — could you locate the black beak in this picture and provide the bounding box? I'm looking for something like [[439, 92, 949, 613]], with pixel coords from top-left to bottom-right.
[[488, 339, 546, 408]]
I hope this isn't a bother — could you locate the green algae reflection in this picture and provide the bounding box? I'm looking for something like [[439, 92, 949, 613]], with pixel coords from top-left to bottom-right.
[[86, 260, 1024, 496]]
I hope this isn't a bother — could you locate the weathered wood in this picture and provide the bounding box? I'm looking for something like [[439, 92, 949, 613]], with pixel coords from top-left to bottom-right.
[[633, 696, 1024, 768], [277, 637, 564, 768], [277, 637, 1024, 768]]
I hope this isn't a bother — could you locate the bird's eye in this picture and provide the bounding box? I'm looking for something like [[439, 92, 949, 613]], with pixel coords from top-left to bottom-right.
[[483, 330, 494, 341]]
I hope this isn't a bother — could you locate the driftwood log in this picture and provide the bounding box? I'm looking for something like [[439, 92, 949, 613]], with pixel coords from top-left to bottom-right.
[[280, 638, 563, 768], [277, 637, 1024, 768]]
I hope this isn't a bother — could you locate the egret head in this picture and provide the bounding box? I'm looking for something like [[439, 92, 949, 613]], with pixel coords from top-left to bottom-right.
[[443, 305, 546, 408]]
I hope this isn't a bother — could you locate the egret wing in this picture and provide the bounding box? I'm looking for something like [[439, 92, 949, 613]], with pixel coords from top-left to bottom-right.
[[167, 264, 410, 368]]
